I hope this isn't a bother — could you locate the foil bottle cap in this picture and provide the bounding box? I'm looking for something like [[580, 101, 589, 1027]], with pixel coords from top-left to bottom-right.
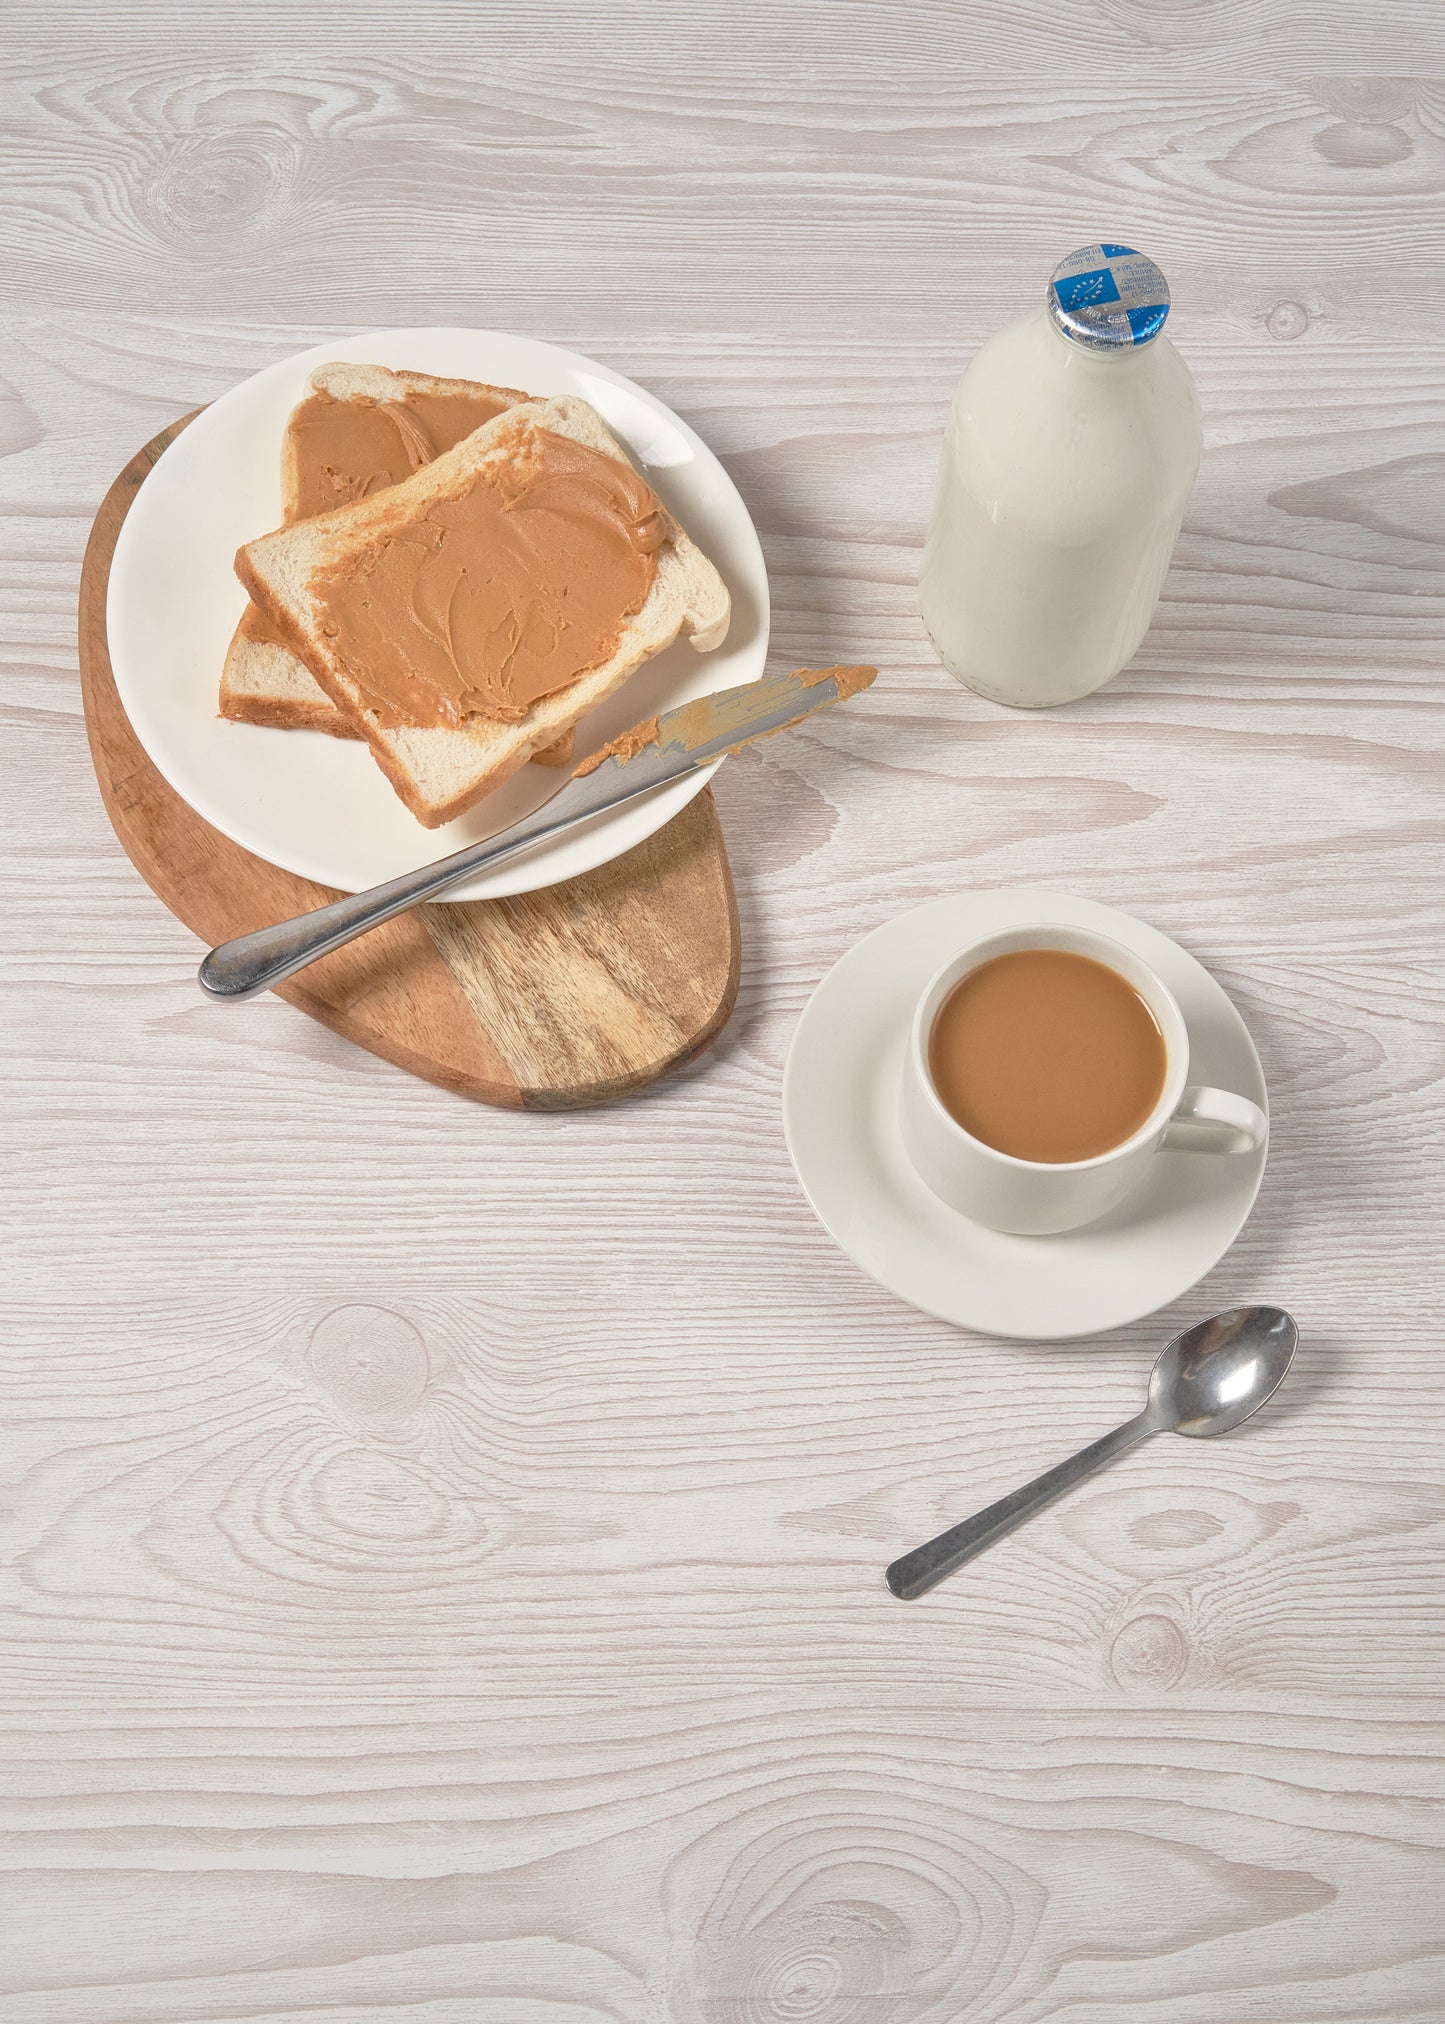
[[1048, 245, 1171, 350]]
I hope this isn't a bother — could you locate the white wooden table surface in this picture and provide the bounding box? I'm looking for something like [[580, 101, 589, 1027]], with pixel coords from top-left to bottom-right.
[[3, 5, 1444, 2018]]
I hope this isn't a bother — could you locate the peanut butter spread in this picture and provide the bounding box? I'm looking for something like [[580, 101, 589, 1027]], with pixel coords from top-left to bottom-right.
[[289, 388, 514, 520], [242, 386, 516, 652], [798, 662, 876, 698], [574, 716, 661, 776], [309, 428, 667, 729]]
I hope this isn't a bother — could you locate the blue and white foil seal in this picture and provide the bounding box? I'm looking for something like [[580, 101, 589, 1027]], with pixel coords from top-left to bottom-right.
[[1048, 244, 1170, 350]]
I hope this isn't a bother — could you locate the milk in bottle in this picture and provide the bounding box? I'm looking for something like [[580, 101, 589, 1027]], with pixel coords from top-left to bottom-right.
[[920, 245, 1201, 708]]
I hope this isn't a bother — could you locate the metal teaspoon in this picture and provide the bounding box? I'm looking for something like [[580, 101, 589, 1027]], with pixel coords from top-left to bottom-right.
[[885, 1305, 1297, 1600]]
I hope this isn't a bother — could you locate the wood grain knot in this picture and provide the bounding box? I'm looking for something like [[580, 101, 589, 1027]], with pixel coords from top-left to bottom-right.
[[695, 1897, 912, 2023], [675, 1799, 1031, 2021], [306, 1304, 431, 1421], [1313, 78, 1416, 120], [1313, 121, 1413, 169], [1108, 1611, 1190, 1691], [261, 1445, 487, 1589], [145, 134, 295, 242], [767, 1901, 908, 2022], [1266, 301, 1309, 341], [1127, 1507, 1225, 1551], [1060, 1488, 1298, 1579]]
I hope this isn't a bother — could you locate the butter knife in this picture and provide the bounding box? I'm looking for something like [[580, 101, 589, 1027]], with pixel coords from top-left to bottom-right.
[[198, 663, 876, 1000]]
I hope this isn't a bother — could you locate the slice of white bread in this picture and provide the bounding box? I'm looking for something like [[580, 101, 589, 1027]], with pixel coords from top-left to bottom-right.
[[219, 618, 576, 768], [235, 395, 731, 828], [220, 362, 527, 744], [221, 622, 356, 735]]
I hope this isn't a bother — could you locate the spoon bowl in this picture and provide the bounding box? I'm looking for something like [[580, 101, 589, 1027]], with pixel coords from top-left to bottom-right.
[[1149, 1304, 1297, 1437]]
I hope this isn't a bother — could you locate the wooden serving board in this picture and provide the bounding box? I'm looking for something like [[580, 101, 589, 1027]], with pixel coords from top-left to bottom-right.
[[78, 415, 741, 1110]]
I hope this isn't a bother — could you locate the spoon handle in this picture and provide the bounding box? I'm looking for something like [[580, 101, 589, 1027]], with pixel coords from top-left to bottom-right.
[[885, 1410, 1156, 1600]]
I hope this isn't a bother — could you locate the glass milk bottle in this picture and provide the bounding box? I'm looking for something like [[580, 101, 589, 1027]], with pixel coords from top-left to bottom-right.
[[920, 245, 1201, 708]]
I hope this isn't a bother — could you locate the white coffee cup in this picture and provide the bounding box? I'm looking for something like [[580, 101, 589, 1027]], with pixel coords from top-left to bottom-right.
[[898, 923, 1267, 1235]]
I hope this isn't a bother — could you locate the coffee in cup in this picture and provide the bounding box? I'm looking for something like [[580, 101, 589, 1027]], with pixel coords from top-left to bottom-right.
[[927, 948, 1167, 1164], [899, 922, 1267, 1235]]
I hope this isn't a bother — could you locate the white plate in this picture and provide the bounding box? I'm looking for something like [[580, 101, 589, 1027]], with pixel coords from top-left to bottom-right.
[[106, 329, 769, 901], [782, 892, 1269, 1341]]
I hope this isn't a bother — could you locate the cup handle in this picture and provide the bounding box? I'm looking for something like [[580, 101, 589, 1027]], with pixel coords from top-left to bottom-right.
[[1162, 1086, 1267, 1155]]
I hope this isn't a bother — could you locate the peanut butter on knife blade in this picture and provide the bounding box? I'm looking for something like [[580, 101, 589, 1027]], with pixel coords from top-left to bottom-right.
[[574, 665, 878, 775]]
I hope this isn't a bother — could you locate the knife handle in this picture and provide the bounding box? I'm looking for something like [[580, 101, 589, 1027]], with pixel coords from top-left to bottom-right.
[[197, 824, 540, 999]]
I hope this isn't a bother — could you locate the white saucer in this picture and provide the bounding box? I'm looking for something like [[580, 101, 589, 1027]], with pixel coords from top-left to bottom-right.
[[105, 328, 769, 901], [782, 892, 1269, 1341]]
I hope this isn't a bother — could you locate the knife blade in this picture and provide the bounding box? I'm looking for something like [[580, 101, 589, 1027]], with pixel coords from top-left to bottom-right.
[[198, 663, 877, 1000]]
